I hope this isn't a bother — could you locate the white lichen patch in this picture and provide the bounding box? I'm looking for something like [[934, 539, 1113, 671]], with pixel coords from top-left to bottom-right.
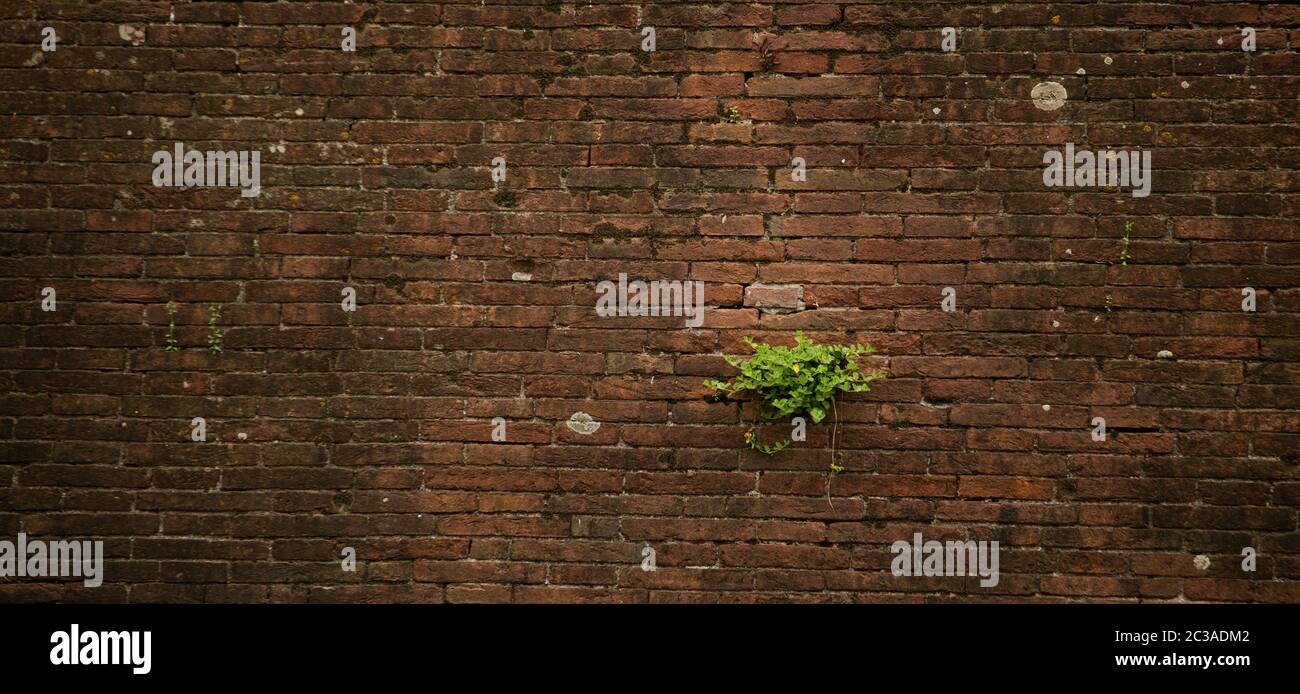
[[567, 412, 600, 435], [1031, 81, 1067, 111], [119, 24, 145, 46]]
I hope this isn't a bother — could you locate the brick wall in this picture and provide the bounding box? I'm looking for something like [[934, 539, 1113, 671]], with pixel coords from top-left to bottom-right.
[[1, 1, 1298, 603]]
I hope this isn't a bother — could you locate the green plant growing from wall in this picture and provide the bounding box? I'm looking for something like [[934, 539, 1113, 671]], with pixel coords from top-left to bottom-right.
[[1101, 221, 1133, 316], [163, 303, 179, 352], [705, 331, 886, 476], [723, 104, 744, 123], [206, 304, 224, 354]]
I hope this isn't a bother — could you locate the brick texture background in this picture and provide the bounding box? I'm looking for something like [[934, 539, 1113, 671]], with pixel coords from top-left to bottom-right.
[[1, 1, 1298, 603]]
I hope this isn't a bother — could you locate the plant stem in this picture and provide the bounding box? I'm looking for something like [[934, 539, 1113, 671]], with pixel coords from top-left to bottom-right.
[[163, 303, 179, 352], [826, 399, 840, 509]]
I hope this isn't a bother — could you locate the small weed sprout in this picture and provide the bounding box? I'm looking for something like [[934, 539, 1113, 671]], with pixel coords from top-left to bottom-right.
[[206, 304, 224, 354], [163, 303, 179, 352], [752, 37, 776, 72]]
